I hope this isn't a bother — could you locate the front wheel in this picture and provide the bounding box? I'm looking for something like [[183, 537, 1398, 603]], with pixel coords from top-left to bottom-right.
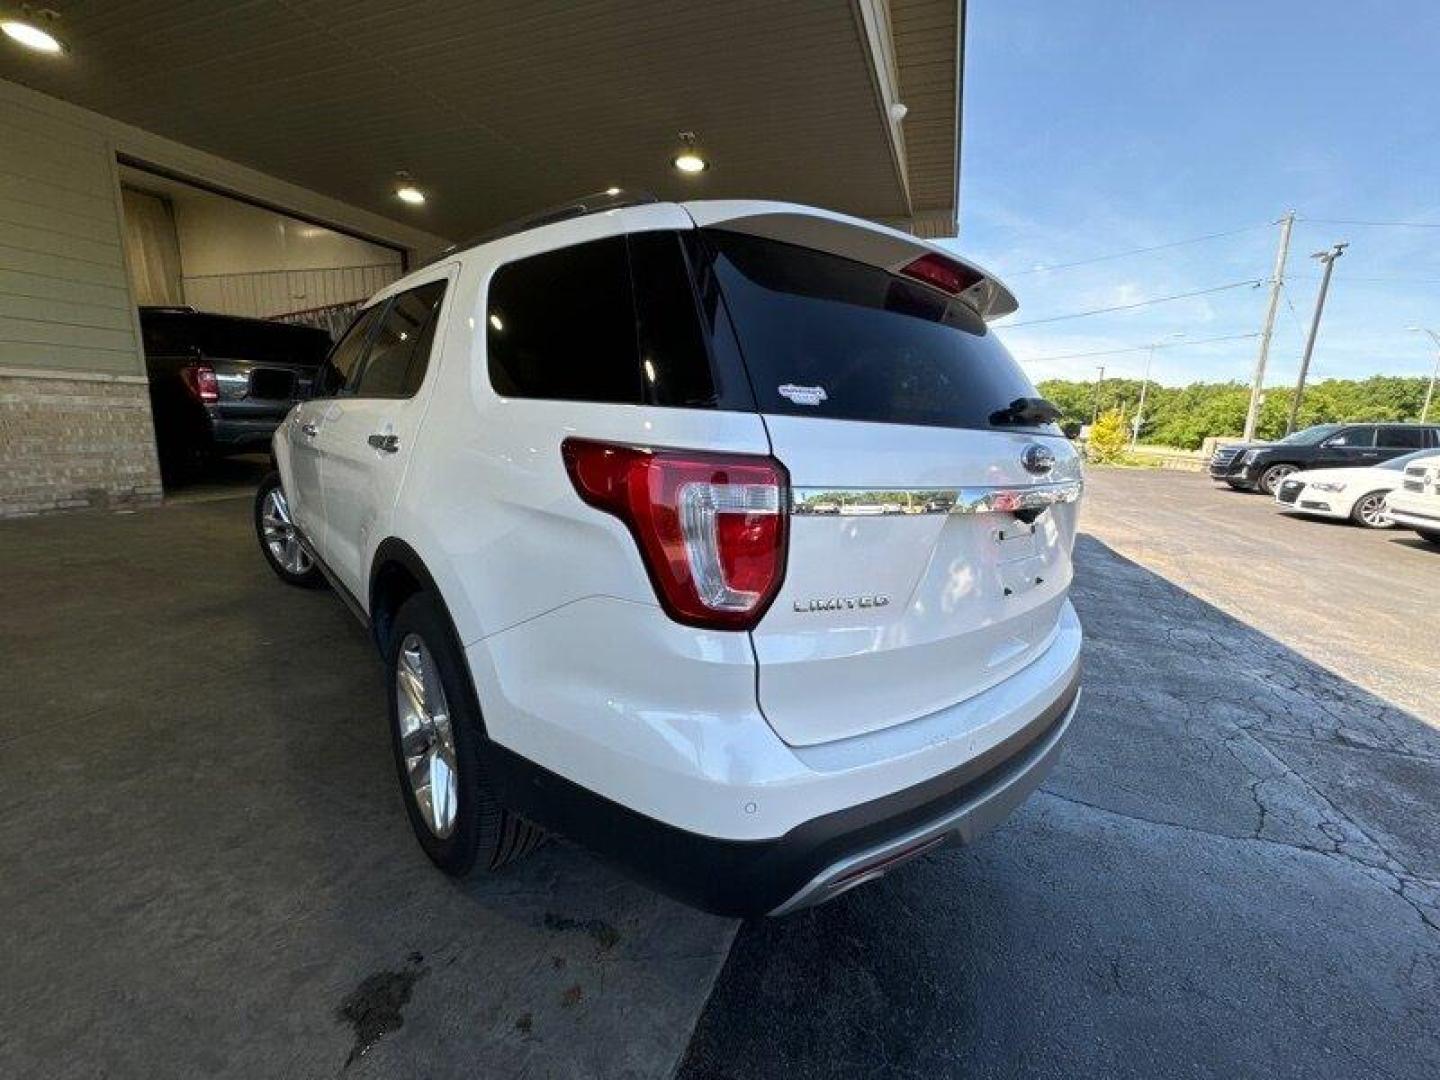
[[1258, 464, 1298, 497], [1349, 491, 1392, 529], [254, 473, 325, 588], [386, 592, 545, 876]]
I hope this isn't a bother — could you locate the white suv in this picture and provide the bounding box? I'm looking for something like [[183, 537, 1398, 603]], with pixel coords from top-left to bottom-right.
[[254, 194, 1084, 916], [1383, 453, 1440, 544]]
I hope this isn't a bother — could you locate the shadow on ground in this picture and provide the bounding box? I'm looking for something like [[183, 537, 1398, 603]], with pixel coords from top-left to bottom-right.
[[678, 534, 1440, 1080]]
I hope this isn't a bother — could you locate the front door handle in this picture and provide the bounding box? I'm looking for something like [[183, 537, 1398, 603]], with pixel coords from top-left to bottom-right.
[[301, 422, 319, 438], [368, 433, 400, 453]]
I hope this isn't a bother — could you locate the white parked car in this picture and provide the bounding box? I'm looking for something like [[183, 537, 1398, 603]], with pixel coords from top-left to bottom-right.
[[1273, 448, 1439, 528], [253, 193, 1084, 916], [1382, 453, 1440, 545]]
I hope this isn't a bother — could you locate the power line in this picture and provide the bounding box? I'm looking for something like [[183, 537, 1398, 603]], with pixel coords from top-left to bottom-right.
[[1002, 223, 1271, 276], [998, 279, 1262, 329], [1021, 331, 1261, 364], [1289, 273, 1440, 284], [1300, 217, 1440, 228], [1279, 282, 1309, 336]]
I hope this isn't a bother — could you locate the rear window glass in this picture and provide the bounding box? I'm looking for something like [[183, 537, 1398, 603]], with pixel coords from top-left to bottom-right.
[[705, 230, 1050, 433], [140, 312, 331, 367], [1377, 427, 1425, 449]]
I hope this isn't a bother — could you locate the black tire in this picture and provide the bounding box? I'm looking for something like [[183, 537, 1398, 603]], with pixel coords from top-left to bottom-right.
[[1349, 490, 1392, 529], [254, 473, 326, 588], [385, 591, 545, 876], [1258, 464, 1298, 497], [1418, 529, 1440, 546]]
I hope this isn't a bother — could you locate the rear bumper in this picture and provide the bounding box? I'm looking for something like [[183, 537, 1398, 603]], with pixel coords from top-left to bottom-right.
[[470, 596, 1083, 916], [211, 414, 286, 451], [483, 674, 1079, 917]]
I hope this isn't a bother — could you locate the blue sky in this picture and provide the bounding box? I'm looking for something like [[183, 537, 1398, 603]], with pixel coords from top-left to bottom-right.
[[945, 0, 1440, 388]]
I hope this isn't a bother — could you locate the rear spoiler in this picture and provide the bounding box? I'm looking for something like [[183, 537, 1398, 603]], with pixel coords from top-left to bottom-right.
[[682, 201, 1018, 321]]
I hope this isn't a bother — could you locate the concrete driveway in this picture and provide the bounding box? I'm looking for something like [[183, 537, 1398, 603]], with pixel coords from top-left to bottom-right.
[[2, 468, 1437, 1079]]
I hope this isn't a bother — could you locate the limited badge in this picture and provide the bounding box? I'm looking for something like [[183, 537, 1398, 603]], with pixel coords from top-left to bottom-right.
[[778, 384, 828, 407]]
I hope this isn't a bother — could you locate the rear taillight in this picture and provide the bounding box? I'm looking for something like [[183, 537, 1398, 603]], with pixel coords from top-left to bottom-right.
[[562, 438, 788, 631], [899, 252, 981, 296], [181, 363, 219, 404]]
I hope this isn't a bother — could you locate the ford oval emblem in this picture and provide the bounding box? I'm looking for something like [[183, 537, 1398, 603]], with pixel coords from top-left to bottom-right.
[[1021, 444, 1055, 475]]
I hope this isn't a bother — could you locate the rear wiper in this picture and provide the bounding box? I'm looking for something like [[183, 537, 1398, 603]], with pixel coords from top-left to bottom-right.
[[990, 397, 1062, 427]]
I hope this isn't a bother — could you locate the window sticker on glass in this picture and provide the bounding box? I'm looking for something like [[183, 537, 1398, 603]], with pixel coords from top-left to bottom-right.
[[778, 383, 828, 407]]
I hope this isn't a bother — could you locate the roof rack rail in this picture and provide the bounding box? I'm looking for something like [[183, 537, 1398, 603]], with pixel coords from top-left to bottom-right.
[[424, 188, 659, 267]]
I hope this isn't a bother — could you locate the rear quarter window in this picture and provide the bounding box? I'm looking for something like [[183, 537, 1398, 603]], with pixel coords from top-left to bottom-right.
[[704, 230, 1052, 434], [484, 233, 754, 410]]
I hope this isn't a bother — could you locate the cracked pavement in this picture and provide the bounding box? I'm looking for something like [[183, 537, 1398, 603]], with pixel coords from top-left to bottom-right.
[[681, 469, 1440, 1080]]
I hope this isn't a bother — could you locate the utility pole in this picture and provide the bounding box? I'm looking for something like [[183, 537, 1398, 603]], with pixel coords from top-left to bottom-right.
[[1243, 210, 1295, 442], [1408, 327, 1440, 422], [1131, 334, 1184, 449], [1091, 364, 1106, 425], [1286, 242, 1348, 434]]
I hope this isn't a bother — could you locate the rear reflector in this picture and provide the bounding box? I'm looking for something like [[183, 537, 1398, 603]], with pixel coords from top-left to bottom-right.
[[562, 438, 788, 631], [899, 253, 982, 297], [181, 363, 219, 404]]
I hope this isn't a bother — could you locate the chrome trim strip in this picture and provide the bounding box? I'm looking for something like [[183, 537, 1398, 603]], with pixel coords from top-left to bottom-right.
[[790, 479, 1083, 516], [768, 688, 1081, 917]]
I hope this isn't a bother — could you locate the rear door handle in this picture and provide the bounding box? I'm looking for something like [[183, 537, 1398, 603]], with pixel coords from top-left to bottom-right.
[[368, 433, 400, 453]]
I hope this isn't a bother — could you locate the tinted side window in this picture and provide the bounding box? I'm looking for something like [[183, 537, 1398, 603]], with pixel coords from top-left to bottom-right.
[[487, 237, 640, 404], [1327, 426, 1376, 448], [626, 231, 754, 410], [317, 306, 382, 397], [1378, 426, 1424, 449], [352, 282, 447, 399]]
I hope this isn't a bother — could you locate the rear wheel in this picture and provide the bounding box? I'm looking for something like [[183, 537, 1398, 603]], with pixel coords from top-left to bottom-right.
[[254, 473, 324, 588], [386, 592, 544, 876], [1349, 491, 1392, 529], [1258, 464, 1298, 497]]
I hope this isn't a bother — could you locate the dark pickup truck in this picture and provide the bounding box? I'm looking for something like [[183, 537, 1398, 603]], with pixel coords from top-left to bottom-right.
[[140, 307, 332, 481], [1209, 421, 1440, 495]]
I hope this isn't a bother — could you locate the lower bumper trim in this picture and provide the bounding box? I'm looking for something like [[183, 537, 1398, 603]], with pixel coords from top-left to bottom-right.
[[481, 670, 1081, 917], [768, 687, 1079, 915]]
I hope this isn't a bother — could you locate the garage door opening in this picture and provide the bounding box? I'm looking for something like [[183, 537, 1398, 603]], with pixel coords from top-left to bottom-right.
[[117, 163, 405, 494]]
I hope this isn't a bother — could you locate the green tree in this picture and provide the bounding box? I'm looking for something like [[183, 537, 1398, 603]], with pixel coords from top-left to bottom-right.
[[1036, 375, 1432, 450]]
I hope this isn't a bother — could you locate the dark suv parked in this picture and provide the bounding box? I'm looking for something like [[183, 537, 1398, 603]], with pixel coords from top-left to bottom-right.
[[140, 307, 332, 481], [1209, 422, 1440, 495]]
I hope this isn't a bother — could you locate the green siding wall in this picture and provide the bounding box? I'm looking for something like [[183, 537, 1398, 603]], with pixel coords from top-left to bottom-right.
[[0, 100, 142, 377]]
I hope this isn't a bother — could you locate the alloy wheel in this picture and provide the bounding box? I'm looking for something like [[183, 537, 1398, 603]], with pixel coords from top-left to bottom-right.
[[260, 487, 312, 575], [1356, 492, 1389, 528], [395, 634, 459, 838], [1262, 465, 1297, 495]]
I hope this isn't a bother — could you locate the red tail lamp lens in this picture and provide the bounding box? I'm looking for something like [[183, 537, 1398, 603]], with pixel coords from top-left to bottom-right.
[[900, 253, 982, 296], [562, 438, 789, 631], [182, 364, 219, 403]]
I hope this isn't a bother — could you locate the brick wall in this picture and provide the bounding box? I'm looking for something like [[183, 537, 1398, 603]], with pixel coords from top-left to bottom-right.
[[0, 371, 163, 518]]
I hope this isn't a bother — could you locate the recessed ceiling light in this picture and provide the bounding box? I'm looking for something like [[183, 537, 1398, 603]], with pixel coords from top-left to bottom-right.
[[393, 171, 425, 205], [2, 17, 65, 54], [672, 131, 708, 175], [605, 186, 621, 196]]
